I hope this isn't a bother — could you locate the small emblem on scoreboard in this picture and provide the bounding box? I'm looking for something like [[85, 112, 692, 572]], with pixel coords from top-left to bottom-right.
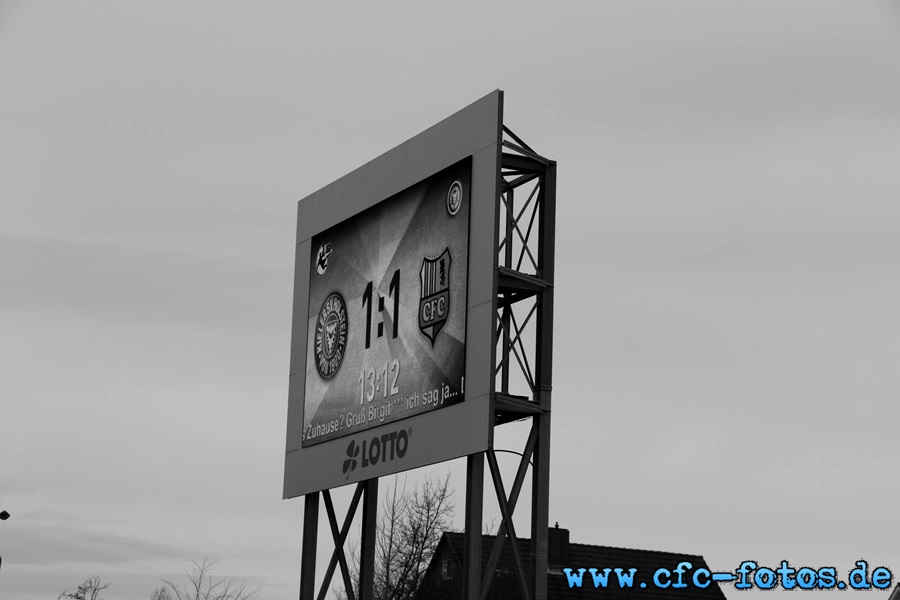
[[314, 292, 347, 379], [419, 249, 451, 345], [315, 242, 333, 276], [343, 440, 360, 478], [447, 180, 462, 216]]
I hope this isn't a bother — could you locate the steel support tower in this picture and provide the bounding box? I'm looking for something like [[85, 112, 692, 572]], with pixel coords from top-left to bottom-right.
[[462, 124, 556, 600], [297, 99, 556, 600]]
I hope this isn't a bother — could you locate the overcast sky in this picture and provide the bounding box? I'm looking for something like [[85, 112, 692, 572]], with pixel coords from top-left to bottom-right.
[[2, 2, 899, 599]]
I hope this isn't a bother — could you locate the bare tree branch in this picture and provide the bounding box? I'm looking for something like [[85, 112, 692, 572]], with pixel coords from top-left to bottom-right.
[[332, 473, 455, 600], [59, 577, 110, 600], [159, 559, 260, 600]]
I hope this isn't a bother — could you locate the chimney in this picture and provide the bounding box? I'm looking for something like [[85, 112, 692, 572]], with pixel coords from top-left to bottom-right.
[[547, 524, 570, 566]]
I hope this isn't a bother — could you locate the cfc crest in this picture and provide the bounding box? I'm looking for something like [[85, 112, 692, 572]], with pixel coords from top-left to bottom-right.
[[314, 292, 347, 378], [419, 249, 451, 345]]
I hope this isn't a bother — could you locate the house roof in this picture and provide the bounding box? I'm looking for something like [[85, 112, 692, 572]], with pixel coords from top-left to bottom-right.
[[420, 530, 729, 600]]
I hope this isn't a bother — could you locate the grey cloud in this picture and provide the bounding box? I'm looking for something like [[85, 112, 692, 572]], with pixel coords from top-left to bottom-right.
[[2, 514, 193, 567], [0, 233, 289, 331]]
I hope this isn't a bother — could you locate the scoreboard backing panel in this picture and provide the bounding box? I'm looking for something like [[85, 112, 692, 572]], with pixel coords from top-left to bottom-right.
[[284, 91, 502, 498]]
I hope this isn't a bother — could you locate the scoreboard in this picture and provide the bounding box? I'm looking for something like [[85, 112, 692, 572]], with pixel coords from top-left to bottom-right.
[[285, 91, 501, 498]]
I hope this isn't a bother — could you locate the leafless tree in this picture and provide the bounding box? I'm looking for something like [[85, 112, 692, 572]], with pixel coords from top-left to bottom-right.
[[159, 559, 260, 600], [149, 586, 174, 600], [59, 577, 110, 600], [334, 473, 455, 600]]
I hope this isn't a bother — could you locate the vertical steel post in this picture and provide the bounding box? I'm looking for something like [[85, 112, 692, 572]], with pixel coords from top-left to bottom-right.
[[501, 188, 514, 395], [300, 492, 319, 600], [358, 478, 379, 600], [531, 414, 551, 598], [463, 452, 485, 599], [531, 161, 556, 599]]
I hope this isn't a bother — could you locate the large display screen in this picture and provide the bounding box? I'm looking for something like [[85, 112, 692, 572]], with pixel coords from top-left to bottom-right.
[[302, 158, 471, 447]]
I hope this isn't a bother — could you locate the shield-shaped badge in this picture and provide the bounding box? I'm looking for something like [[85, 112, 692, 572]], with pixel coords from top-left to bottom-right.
[[419, 249, 452, 345]]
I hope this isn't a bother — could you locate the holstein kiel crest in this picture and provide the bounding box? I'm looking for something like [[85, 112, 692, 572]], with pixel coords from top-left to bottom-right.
[[419, 249, 451, 345], [314, 292, 347, 379]]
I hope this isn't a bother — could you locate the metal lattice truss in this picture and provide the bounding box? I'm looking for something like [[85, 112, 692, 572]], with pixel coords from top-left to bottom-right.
[[299, 480, 379, 600], [461, 125, 556, 600], [494, 125, 555, 425]]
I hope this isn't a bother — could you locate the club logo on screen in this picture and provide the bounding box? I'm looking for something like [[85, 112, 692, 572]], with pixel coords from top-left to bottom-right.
[[314, 292, 347, 378], [419, 249, 451, 345], [315, 242, 333, 276], [447, 180, 462, 216]]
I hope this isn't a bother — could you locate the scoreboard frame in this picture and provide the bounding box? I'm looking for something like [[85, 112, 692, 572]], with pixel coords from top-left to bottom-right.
[[284, 91, 502, 499]]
